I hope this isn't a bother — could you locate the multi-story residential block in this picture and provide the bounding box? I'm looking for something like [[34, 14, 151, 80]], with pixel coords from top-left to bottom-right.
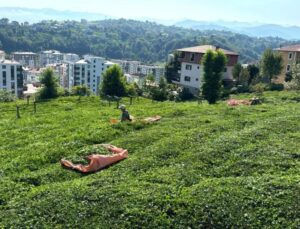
[[0, 50, 5, 61], [11, 52, 39, 68], [137, 65, 165, 82], [175, 45, 239, 94], [72, 56, 115, 94], [63, 53, 80, 63], [39, 50, 64, 66], [0, 59, 24, 97], [111, 59, 141, 75], [23, 68, 42, 84], [275, 44, 300, 83]]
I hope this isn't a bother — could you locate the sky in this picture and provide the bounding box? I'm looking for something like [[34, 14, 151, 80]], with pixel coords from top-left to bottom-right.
[[0, 0, 299, 26]]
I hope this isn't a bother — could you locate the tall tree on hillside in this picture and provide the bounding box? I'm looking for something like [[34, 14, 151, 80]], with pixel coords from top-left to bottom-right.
[[261, 49, 283, 83], [100, 65, 127, 97], [165, 52, 181, 83], [201, 50, 227, 104], [247, 64, 260, 85], [232, 63, 242, 84], [39, 68, 59, 99]]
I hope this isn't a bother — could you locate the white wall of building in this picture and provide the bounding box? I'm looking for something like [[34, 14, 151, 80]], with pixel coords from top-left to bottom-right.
[[179, 62, 234, 93], [0, 60, 23, 97]]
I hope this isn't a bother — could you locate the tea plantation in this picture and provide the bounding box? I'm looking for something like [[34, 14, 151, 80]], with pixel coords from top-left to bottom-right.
[[0, 91, 299, 228]]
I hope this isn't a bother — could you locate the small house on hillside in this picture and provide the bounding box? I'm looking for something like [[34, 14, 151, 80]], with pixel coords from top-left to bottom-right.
[[174, 45, 239, 94]]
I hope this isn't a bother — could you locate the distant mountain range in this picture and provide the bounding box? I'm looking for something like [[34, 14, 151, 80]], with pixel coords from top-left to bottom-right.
[[174, 20, 300, 40], [1, 7, 300, 40]]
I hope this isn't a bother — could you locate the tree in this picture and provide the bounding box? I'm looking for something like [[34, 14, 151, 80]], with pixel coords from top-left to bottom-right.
[[239, 68, 250, 86], [232, 63, 242, 84], [201, 50, 227, 104], [261, 49, 283, 83], [165, 52, 181, 83], [38, 68, 59, 99], [150, 77, 168, 101], [247, 64, 260, 85], [100, 65, 127, 97]]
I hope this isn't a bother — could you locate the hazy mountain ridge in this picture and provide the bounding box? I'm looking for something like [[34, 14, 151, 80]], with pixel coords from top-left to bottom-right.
[[174, 20, 300, 40], [1, 7, 300, 40]]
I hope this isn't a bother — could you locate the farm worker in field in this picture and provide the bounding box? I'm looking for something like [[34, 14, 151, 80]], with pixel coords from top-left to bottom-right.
[[119, 104, 132, 122], [60, 145, 128, 173]]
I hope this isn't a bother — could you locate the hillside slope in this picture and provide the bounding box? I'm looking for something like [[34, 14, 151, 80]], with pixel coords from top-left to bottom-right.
[[0, 19, 298, 63], [0, 92, 299, 227]]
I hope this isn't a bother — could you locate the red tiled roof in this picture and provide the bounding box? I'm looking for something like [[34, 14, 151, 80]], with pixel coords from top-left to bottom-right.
[[275, 44, 300, 52], [176, 45, 238, 55]]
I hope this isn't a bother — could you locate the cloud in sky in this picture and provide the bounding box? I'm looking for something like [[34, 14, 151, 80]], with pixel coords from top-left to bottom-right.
[[0, 0, 299, 25]]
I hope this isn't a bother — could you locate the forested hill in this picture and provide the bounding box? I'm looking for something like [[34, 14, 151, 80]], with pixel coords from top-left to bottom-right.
[[0, 18, 298, 63]]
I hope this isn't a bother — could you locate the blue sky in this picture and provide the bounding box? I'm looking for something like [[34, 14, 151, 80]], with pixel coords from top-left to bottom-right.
[[0, 0, 299, 25]]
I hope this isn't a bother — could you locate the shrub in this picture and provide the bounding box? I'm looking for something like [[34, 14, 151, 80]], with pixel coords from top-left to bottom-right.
[[237, 85, 250, 93], [178, 87, 194, 101], [269, 83, 284, 91], [0, 90, 15, 102], [71, 85, 91, 96], [250, 83, 268, 94]]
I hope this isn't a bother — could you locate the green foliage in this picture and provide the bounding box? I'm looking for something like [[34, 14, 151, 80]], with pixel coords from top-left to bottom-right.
[[126, 83, 137, 97], [0, 90, 15, 102], [202, 50, 227, 104], [0, 92, 299, 227], [247, 64, 260, 85], [165, 52, 181, 83], [285, 63, 300, 90], [232, 63, 242, 82], [269, 83, 284, 91], [38, 68, 59, 100], [71, 85, 91, 96], [250, 83, 268, 94], [100, 65, 127, 97], [150, 78, 168, 101], [261, 49, 283, 83], [0, 18, 298, 63], [178, 87, 195, 101]]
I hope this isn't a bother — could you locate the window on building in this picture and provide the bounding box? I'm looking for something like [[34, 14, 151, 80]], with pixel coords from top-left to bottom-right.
[[180, 52, 185, 58], [197, 66, 200, 69], [11, 66, 15, 80], [11, 82, 15, 90], [184, 76, 191, 82], [2, 65, 6, 69], [94, 60, 96, 63], [224, 67, 227, 72], [196, 78, 199, 81], [287, 65, 291, 72], [3, 72, 7, 86], [190, 53, 195, 61], [289, 53, 293, 59], [186, 65, 192, 70]]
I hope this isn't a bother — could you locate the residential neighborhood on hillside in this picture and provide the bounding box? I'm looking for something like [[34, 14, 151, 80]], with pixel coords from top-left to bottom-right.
[[1, 42, 300, 98]]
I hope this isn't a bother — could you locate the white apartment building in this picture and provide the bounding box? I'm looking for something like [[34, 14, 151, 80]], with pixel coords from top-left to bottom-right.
[[23, 68, 42, 84], [0, 50, 5, 61], [175, 45, 239, 94], [111, 59, 141, 75], [39, 50, 64, 66], [11, 52, 39, 68], [73, 56, 115, 94], [63, 53, 80, 63], [137, 65, 165, 82], [0, 60, 24, 98]]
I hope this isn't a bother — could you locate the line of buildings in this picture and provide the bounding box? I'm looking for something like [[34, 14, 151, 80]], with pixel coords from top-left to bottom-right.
[[1, 44, 299, 98]]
